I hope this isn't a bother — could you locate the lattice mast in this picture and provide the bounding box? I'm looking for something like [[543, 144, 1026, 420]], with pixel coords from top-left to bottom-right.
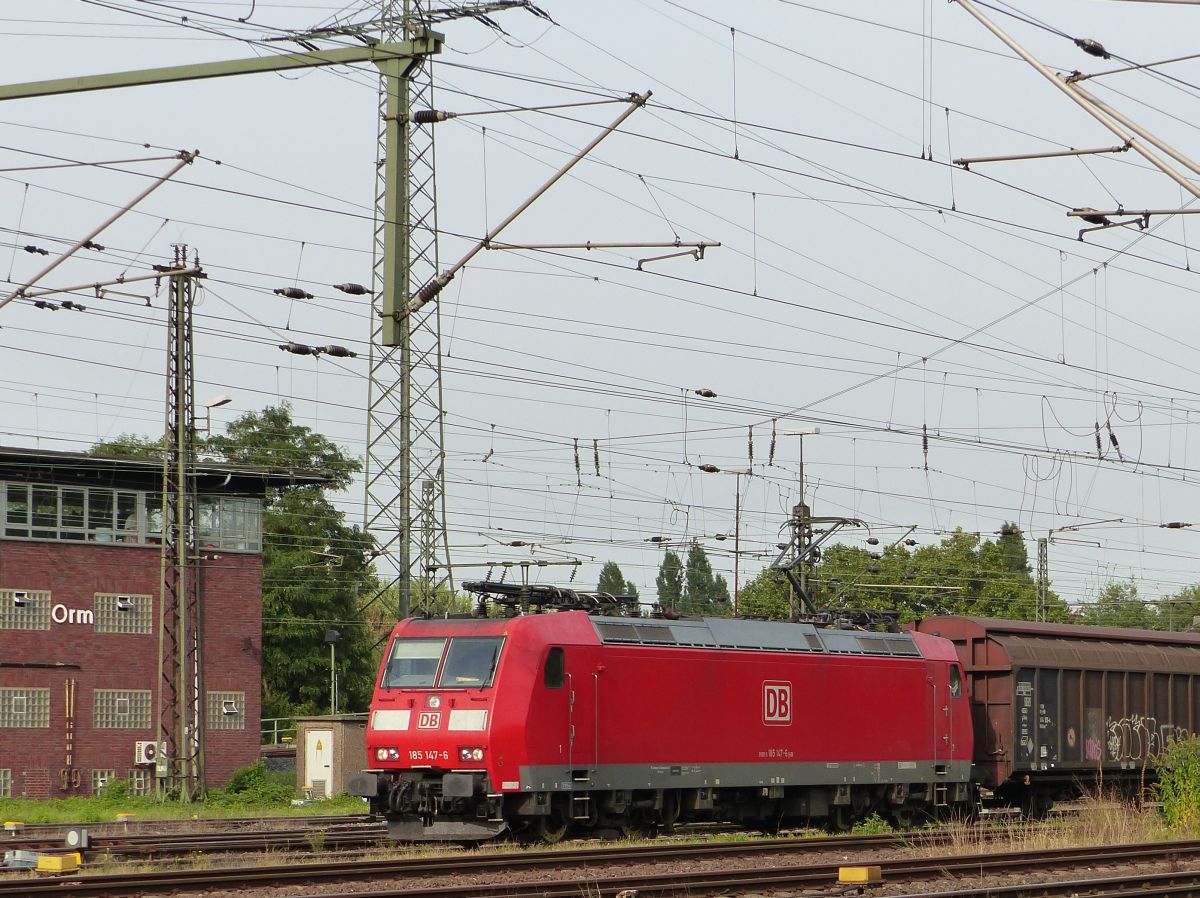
[[365, 0, 452, 619], [155, 246, 204, 799]]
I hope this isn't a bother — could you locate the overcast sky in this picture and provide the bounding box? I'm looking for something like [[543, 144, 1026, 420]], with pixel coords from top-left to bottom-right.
[[5, 1, 1200, 610]]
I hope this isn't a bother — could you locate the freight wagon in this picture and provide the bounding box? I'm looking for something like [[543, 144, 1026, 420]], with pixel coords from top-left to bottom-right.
[[914, 617, 1200, 816]]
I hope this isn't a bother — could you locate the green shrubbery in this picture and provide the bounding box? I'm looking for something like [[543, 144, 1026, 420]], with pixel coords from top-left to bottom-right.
[[0, 761, 364, 824], [206, 761, 295, 807], [1155, 736, 1200, 831]]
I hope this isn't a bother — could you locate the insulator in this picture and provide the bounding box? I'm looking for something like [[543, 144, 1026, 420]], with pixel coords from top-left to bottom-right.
[[508, 540, 529, 547], [1094, 422, 1102, 458], [1162, 522, 1193, 529], [1108, 429, 1120, 449], [866, 537, 880, 545], [777, 543, 789, 550], [60, 300, 86, 311], [748, 425, 754, 465], [869, 552, 882, 560], [274, 286, 313, 300], [573, 438, 581, 486], [412, 109, 457, 124], [82, 240, 105, 251], [867, 564, 879, 574], [279, 341, 316, 355], [23, 245, 48, 256], [1074, 37, 1110, 59], [333, 282, 369, 295], [698, 463, 719, 473], [416, 275, 447, 304], [768, 418, 777, 466], [904, 538, 918, 547], [152, 263, 172, 272], [694, 388, 717, 398], [714, 534, 727, 541], [646, 536, 669, 543], [593, 438, 600, 477], [322, 344, 357, 358], [33, 300, 58, 310]]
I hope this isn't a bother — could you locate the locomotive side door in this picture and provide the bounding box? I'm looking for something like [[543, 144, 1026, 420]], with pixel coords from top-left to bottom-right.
[[927, 662, 953, 799], [542, 646, 570, 778]]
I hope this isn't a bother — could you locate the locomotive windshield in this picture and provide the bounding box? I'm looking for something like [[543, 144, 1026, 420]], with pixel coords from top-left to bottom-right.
[[382, 638, 446, 687], [438, 637, 503, 687], [381, 636, 503, 689]]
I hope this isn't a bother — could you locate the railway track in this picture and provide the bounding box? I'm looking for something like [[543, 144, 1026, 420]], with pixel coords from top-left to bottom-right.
[[5, 832, 1200, 897], [5, 818, 387, 858]]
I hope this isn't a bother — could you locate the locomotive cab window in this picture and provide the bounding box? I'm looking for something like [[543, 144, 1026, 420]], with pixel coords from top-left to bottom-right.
[[382, 638, 447, 688], [949, 664, 962, 698], [543, 647, 565, 688], [438, 637, 503, 688]]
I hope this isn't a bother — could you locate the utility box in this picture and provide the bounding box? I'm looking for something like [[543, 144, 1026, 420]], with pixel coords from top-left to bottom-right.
[[294, 715, 367, 799]]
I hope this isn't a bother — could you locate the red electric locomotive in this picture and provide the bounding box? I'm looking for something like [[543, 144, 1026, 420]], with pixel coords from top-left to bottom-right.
[[351, 589, 974, 841]]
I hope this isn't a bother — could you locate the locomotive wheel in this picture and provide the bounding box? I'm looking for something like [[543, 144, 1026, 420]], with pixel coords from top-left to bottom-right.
[[537, 806, 570, 844], [827, 805, 853, 833], [619, 813, 659, 840]]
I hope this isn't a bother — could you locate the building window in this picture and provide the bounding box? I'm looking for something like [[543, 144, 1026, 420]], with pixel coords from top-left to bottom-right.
[[207, 691, 245, 730], [0, 769, 9, 797], [94, 593, 153, 635], [126, 768, 152, 797], [91, 769, 117, 795], [1, 482, 260, 551], [198, 497, 262, 551], [0, 589, 51, 630], [0, 688, 50, 727], [93, 689, 152, 730]]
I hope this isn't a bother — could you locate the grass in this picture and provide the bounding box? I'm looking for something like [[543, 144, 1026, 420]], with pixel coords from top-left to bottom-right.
[[923, 794, 1172, 857], [0, 764, 366, 825]]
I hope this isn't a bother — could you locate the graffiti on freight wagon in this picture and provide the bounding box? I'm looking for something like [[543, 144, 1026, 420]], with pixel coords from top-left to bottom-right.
[[1105, 714, 1189, 763]]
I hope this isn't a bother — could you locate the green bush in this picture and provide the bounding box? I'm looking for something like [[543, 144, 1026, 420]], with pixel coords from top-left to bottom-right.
[[1155, 736, 1200, 831], [98, 777, 130, 801], [207, 761, 294, 807], [851, 813, 891, 835]]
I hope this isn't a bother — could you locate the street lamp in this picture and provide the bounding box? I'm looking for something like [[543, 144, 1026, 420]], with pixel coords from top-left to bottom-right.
[[324, 629, 341, 715], [200, 394, 233, 433]]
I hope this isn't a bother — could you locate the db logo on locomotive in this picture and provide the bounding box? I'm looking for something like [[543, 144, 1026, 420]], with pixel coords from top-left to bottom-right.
[[763, 681, 792, 725]]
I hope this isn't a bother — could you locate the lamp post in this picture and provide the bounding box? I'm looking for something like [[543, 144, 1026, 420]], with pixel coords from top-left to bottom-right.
[[200, 394, 232, 434], [324, 629, 340, 715]]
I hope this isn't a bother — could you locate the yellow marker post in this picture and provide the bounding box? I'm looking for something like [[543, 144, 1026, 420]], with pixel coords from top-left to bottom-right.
[[37, 853, 81, 874], [838, 865, 882, 885]]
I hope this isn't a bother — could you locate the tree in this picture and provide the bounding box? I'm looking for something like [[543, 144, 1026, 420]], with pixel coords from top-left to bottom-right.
[[93, 404, 381, 720], [1080, 580, 1155, 629], [737, 569, 791, 620], [597, 561, 638, 598], [679, 542, 731, 616], [655, 550, 683, 609], [734, 524, 1068, 623]]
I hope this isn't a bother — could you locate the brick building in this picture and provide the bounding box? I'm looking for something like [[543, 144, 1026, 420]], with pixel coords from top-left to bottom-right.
[[0, 447, 318, 799]]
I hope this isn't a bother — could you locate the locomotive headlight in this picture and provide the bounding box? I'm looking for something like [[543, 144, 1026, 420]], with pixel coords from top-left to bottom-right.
[[375, 748, 388, 761], [426, 695, 441, 709], [388, 748, 400, 760], [458, 747, 485, 762]]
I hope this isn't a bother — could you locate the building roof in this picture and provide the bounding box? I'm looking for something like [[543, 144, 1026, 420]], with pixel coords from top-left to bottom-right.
[[0, 445, 332, 495]]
